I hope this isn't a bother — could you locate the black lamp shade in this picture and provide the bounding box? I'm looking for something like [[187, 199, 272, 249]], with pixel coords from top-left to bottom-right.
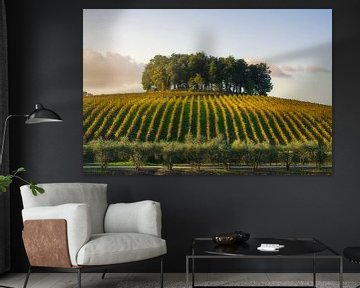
[[25, 104, 63, 124]]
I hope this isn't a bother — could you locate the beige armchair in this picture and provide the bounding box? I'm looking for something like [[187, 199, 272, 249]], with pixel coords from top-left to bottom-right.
[[20, 183, 166, 288]]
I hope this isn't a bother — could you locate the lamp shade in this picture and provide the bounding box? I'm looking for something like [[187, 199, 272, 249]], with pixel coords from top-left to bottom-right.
[[25, 104, 63, 124]]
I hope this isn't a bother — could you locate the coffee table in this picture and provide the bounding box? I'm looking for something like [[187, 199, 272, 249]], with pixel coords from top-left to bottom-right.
[[186, 237, 343, 288]]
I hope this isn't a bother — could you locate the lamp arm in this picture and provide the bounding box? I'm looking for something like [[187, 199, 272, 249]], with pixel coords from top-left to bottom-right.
[[0, 114, 28, 169]]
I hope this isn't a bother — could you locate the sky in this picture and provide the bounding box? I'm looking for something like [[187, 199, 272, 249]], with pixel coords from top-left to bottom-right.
[[83, 9, 332, 105]]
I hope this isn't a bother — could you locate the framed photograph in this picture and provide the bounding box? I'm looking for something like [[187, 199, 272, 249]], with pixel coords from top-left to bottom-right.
[[83, 9, 332, 175]]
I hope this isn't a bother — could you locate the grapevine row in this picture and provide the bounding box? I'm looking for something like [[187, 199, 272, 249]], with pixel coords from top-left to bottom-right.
[[83, 93, 332, 146]]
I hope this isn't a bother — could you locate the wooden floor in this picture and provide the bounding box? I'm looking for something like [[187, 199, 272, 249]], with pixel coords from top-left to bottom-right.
[[0, 273, 359, 288]]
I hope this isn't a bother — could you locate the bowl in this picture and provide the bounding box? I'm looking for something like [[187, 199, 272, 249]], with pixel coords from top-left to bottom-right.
[[212, 231, 250, 246], [212, 233, 238, 245]]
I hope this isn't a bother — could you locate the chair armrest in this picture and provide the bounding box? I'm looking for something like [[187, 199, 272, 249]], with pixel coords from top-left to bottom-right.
[[23, 219, 72, 268], [22, 203, 91, 266], [104, 200, 162, 237]]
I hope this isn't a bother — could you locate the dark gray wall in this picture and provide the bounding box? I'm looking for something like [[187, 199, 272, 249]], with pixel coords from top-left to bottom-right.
[[5, 0, 360, 273]]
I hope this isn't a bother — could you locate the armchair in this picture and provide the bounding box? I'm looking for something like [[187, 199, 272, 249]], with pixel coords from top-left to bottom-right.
[[20, 183, 166, 288]]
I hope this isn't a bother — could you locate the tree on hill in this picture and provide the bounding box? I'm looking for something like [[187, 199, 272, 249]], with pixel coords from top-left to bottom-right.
[[189, 74, 205, 91], [141, 53, 273, 95], [233, 59, 247, 93], [83, 91, 93, 97], [246, 63, 273, 96], [142, 55, 171, 91]]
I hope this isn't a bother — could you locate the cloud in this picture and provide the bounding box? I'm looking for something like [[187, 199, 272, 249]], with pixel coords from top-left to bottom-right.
[[261, 41, 332, 77], [280, 64, 331, 74], [282, 65, 297, 73], [305, 65, 331, 73], [266, 42, 332, 63], [246, 58, 292, 78], [269, 64, 292, 78], [83, 49, 144, 94]]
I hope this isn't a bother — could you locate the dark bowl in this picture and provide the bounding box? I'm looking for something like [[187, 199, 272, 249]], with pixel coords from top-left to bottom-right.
[[212, 234, 237, 245]]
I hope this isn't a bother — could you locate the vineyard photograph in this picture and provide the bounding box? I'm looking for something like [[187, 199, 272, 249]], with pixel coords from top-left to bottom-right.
[[83, 9, 332, 175]]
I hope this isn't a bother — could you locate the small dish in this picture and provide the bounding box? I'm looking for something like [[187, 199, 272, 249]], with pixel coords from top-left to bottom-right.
[[212, 233, 237, 245]]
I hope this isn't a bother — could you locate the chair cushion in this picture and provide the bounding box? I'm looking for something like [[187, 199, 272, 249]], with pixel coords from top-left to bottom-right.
[[344, 247, 360, 263], [105, 201, 162, 237], [21, 183, 108, 234], [76, 233, 167, 266]]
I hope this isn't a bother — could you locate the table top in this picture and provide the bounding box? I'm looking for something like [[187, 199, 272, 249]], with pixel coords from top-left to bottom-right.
[[190, 237, 340, 258]]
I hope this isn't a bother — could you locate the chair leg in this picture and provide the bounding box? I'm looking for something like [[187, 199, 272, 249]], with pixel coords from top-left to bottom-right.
[[101, 270, 107, 279], [160, 257, 164, 288], [77, 269, 81, 288], [23, 266, 31, 288]]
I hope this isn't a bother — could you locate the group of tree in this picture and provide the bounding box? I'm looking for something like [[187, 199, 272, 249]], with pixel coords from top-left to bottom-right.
[[83, 91, 93, 97], [142, 53, 273, 95], [84, 136, 331, 173]]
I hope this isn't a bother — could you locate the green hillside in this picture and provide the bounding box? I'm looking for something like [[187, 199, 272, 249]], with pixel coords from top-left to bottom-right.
[[83, 92, 332, 145]]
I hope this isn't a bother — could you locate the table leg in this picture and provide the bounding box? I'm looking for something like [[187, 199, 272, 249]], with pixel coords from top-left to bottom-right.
[[339, 257, 343, 288], [313, 254, 316, 287], [186, 257, 189, 288], [192, 257, 195, 288], [192, 246, 195, 288]]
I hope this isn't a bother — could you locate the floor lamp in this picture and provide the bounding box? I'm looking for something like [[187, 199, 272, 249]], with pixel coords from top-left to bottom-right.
[[0, 103, 62, 288], [0, 104, 63, 167]]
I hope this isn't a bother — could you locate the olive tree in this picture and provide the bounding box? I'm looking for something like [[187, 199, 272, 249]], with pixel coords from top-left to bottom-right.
[[159, 141, 184, 171], [88, 138, 118, 170]]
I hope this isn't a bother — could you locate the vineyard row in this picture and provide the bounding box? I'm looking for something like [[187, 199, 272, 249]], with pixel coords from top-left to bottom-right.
[[83, 94, 332, 145]]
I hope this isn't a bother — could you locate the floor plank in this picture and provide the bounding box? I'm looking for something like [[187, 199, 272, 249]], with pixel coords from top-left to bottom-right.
[[1, 273, 359, 288]]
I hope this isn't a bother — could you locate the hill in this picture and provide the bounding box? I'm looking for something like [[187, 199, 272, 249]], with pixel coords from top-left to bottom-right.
[[83, 92, 332, 145]]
